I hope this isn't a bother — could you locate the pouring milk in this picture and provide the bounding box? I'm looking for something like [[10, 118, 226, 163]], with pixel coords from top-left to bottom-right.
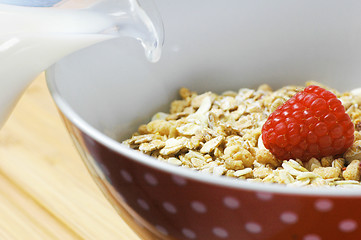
[[0, 0, 163, 127]]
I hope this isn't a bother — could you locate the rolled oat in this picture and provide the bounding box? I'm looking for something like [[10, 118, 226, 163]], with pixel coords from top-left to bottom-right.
[[123, 82, 361, 187]]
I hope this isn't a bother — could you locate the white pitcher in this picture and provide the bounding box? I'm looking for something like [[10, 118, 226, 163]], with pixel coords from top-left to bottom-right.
[[0, 0, 163, 127]]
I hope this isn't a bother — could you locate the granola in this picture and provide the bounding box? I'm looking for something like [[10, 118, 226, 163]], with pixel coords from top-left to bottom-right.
[[123, 82, 361, 187]]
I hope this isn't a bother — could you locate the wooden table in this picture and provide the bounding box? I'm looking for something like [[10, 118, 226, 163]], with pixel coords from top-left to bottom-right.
[[0, 73, 141, 240]]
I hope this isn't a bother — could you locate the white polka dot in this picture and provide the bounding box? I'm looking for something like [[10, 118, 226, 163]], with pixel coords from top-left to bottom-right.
[[163, 202, 177, 214], [144, 173, 158, 186], [280, 211, 298, 224], [314, 199, 333, 212], [182, 228, 196, 239], [339, 219, 358, 232], [155, 225, 168, 235], [223, 196, 240, 209], [256, 192, 273, 201], [212, 227, 229, 238], [172, 175, 187, 186], [137, 198, 150, 210], [245, 222, 262, 234], [120, 169, 133, 182], [191, 201, 207, 213], [303, 234, 321, 240]]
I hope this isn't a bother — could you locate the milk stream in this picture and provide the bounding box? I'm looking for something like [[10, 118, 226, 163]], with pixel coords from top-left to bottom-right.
[[0, 1, 163, 126]]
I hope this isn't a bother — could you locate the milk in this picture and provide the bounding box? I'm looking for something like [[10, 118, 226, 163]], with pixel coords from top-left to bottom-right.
[[0, 2, 162, 126]]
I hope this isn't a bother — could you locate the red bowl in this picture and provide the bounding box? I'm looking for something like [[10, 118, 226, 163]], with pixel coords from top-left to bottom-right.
[[58, 112, 361, 240], [47, 1, 361, 239]]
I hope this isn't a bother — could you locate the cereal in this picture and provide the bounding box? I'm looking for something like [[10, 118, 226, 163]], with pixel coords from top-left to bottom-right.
[[146, 120, 173, 135], [344, 140, 361, 164], [332, 158, 345, 169], [312, 167, 341, 180], [253, 166, 273, 179], [167, 157, 182, 166], [200, 136, 224, 154], [304, 158, 321, 172], [255, 148, 281, 168], [343, 160, 361, 181], [123, 82, 361, 187], [139, 140, 165, 152], [321, 156, 333, 167], [160, 138, 187, 155], [225, 159, 244, 170], [179, 87, 192, 99]]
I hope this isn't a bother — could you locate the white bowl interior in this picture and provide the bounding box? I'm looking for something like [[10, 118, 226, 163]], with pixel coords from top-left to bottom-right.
[[46, 1, 361, 196], [48, 0, 361, 140]]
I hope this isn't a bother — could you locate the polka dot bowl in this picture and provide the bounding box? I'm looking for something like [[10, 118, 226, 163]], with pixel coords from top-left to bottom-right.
[[46, 1, 361, 239]]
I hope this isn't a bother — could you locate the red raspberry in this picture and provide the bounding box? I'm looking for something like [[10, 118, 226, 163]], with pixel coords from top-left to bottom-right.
[[261, 85, 354, 161]]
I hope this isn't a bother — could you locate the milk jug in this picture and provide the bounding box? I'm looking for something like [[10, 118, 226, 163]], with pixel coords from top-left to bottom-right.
[[0, 0, 163, 126]]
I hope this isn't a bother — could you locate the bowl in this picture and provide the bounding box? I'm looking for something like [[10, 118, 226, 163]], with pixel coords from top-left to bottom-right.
[[46, 1, 361, 239]]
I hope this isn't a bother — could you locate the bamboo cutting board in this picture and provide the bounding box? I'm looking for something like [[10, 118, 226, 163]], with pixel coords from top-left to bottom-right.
[[0, 73, 141, 240]]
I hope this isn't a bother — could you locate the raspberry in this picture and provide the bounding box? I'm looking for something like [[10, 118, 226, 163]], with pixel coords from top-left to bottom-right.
[[261, 85, 354, 161]]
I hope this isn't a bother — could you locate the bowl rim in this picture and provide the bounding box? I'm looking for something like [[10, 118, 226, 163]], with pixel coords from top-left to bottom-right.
[[45, 69, 361, 198]]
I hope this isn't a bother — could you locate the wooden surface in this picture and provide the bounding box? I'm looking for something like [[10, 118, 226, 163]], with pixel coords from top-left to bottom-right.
[[0, 73, 141, 240]]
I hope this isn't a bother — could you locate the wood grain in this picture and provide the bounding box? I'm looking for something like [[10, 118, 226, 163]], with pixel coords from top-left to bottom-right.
[[0, 73, 141, 240]]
